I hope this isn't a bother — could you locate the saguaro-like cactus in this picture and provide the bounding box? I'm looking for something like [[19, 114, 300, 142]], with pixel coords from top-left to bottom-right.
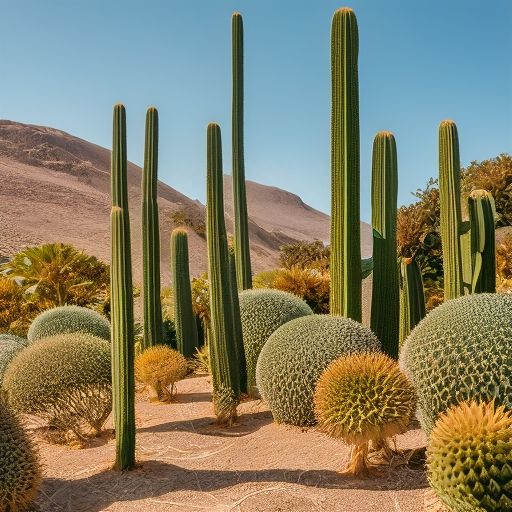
[[142, 107, 163, 349], [439, 120, 464, 300], [370, 132, 399, 358], [206, 123, 241, 424], [399, 257, 426, 346], [110, 104, 135, 470], [468, 189, 496, 293], [170, 228, 198, 358], [330, 7, 361, 321], [232, 12, 252, 291]]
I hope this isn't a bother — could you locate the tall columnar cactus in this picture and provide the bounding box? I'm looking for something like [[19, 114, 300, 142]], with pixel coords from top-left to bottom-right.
[[206, 123, 241, 424], [468, 190, 496, 294], [330, 7, 361, 321], [439, 120, 464, 300], [399, 257, 426, 346], [170, 228, 198, 358], [232, 12, 252, 291], [110, 104, 135, 470], [370, 132, 399, 358], [142, 107, 163, 349]]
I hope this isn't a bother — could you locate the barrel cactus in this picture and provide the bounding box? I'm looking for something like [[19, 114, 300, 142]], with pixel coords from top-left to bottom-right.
[[239, 289, 313, 394], [0, 335, 27, 385], [428, 401, 512, 511], [256, 314, 380, 426], [400, 293, 512, 433]]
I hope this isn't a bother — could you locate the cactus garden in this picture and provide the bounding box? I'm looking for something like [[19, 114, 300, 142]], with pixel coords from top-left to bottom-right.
[[0, 3, 510, 512]]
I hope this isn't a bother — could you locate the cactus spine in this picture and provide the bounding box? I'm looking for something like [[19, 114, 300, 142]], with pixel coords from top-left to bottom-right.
[[206, 123, 241, 424], [111, 104, 135, 470], [232, 12, 252, 291], [142, 107, 162, 349], [330, 8, 361, 321], [439, 120, 464, 300], [370, 132, 399, 358], [399, 257, 426, 346], [170, 228, 198, 358], [468, 190, 496, 293]]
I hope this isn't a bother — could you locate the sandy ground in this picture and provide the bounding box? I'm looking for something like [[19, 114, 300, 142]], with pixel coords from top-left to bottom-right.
[[32, 375, 432, 512]]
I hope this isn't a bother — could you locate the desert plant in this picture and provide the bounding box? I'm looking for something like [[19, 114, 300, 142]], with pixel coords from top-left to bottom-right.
[[206, 123, 240, 424], [0, 277, 40, 336], [497, 232, 512, 292], [141, 106, 163, 350], [135, 345, 188, 403], [279, 240, 330, 271], [256, 314, 380, 426], [0, 334, 27, 385], [192, 344, 210, 374], [191, 273, 210, 339], [27, 304, 110, 342], [370, 131, 399, 358], [400, 293, 512, 433], [330, 7, 361, 320], [427, 401, 512, 511], [314, 353, 416, 476], [239, 289, 313, 394], [0, 396, 41, 512], [3, 333, 112, 439]]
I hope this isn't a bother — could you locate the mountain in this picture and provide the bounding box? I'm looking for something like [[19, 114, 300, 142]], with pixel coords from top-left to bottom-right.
[[0, 120, 372, 282]]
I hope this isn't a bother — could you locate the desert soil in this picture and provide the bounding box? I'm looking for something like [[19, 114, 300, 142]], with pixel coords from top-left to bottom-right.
[[33, 375, 431, 512]]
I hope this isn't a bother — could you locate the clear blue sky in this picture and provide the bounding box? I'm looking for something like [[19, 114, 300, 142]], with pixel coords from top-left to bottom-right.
[[1, 0, 510, 222]]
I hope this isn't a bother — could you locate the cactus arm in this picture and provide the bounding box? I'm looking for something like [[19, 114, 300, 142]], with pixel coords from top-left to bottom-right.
[[399, 257, 426, 346]]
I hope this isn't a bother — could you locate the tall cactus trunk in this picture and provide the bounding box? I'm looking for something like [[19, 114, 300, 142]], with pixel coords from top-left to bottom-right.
[[399, 257, 426, 346], [439, 120, 464, 300], [171, 228, 198, 358], [111, 104, 135, 470], [468, 190, 496, 293], [330, 7, 361, 321], [370, 132, 399, 358], [232, 12, 252, 291], [142, 107, 162, 349], [206, 123, 241, 425]]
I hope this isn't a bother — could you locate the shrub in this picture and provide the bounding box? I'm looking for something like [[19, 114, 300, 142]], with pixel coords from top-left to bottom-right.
[[135, 345, 188, 403], [256, 314, 380, 426], [427, 401, 512, 511], [3, 333, 112, 439], [400, 293, 512, 433], [0, 397, 41, 511], [314, 353, 416, 475], [239, 289, 313, 392], [28, 305, 111, 342], [0, 335, 27, 385], [0, 277, 40, 336]]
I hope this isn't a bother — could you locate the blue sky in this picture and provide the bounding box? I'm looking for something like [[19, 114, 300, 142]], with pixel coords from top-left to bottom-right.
[[1, 0, 510, 222]]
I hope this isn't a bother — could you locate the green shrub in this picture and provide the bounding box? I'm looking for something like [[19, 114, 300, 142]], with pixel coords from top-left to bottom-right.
[[0, 335, 28, 386], [28, 305, 111, 342], [256, 314, 380, 426], [400, 293, 512, 433], [239, 289, 313, 392], [0, 396, 41, 511], [4, 333, 112, 439]]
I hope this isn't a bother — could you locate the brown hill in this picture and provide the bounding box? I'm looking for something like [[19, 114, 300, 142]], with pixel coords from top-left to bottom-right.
[[0, 120, 372, 282]]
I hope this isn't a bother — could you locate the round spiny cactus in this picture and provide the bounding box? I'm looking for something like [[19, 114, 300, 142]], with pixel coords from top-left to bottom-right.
[[135, 345, 188, 403], [0, 397, 41, 511], [0, 335, 27, 386], [428, 401, 512, 511]]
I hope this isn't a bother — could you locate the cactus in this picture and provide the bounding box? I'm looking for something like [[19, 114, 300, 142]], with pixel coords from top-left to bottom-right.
[[468, 189, 496, 293], [206, 123, 240, 424], [142, 107, 163, 349], [399, 257, 426, 346], [370, 132, 399, 358], [110, 104, 135, 470], [170, 228, 198, 358], [232, 12, 252, 291], [330, 8, 361, 321], [439, 120, 464, 300]]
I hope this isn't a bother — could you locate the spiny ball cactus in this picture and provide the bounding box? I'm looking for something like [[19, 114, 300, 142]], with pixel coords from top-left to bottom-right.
[[28, 305, 110, 342], [0, 335, 27, 385], [4, 333, 112, 438], [427, 401, 512, 511], [239, 289, 313, 393], [135, 345, 188, 403], [0, 397, 41, 512], [256, 314, 380, 426], [400, 293, 512, 433]]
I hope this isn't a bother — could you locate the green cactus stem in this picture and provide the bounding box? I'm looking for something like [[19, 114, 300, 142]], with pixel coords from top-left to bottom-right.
[[399, 257, 426, 346]]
